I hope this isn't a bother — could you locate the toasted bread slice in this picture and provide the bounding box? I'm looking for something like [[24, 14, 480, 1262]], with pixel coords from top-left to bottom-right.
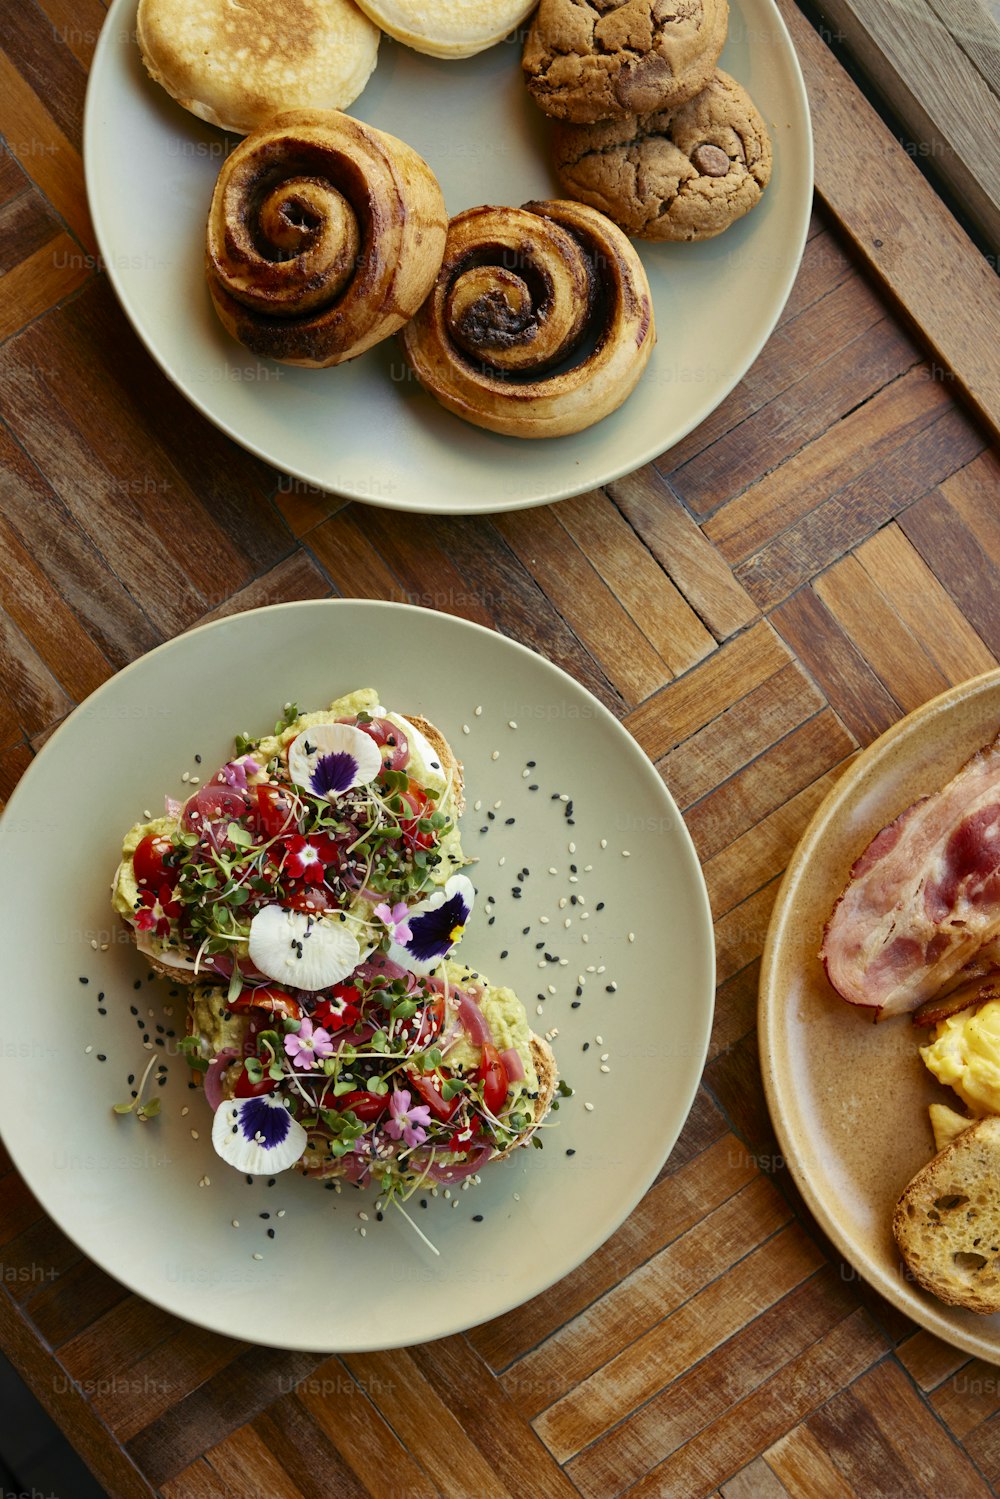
[[894, 1115, 1000, 1313], [406, 713, 465, 817]]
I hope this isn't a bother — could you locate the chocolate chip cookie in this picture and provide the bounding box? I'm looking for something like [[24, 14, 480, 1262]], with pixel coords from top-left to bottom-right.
[[523, 0, 730, 124], [551, 69, 772, 240]]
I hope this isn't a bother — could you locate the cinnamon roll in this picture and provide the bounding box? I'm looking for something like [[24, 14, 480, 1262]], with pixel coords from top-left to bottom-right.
[[206, 110, 448, 368], [399, 199, 655, 438]]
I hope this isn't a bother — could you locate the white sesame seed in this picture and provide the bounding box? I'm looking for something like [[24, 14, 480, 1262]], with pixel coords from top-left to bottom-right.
[[100, 944, 109, 952], [601, 1052, 609, 1061], [475, 705, 483, 716], [90, 938, 98, 950], [474, 799, 482, 811], [522, 769, 531, 778], [536, 1004, 544, 1014], [232, 1219, 240, 1228], [190, 776, 200, 785], [569, 841, 576, 854], [360, 1227, 366, 1237], [538, 960, 546, 968], [548, 984, 556, 994], [607, 982, 617, 992], [600, 838, 608, 849], [181, 1106, 189, 1117], [559, 794, 569, 803], [513, 1192, 520, 1201], [600, 1065, 611, 1074], [463, 724, 471, 735], [622, 849, 631, 858], [143, 810, 152, 820], [444, 1189, 451, 1199], [493, 800, 502, 809], [584, 864, 593, 872], [540, 915, 550, 925], [569, 876, 579, 884], [582, 933, 589, 943], [596, 1035, 604, 1044], [143, 1041, 153, 1050], [584, 1102, 594, 1112], [580, 911, 590, 920], [498, 856, 506, 866], [549, 866, 558, 875], [564, 918, 572, 928], [578, 974, 586, 985], [190, 1129, 199, 1140], [452, 1199, 459, 1209], [558, 896, 568, 909], [628, 932, 635, 943], [359, 1211, 369, 1222], [181, 771, 190, 783], [491, 750, 500, 761], [587, 964, 596, 973], [559, 958, 568, 966], [508, 720, 517, 729], [84, 1045, 93, 1054], [597, 966, 606, 974], [253, 1252, 263, 1260]]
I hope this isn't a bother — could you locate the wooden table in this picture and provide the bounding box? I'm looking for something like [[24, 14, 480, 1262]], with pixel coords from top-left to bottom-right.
[[2, 2, 1000, 1496]]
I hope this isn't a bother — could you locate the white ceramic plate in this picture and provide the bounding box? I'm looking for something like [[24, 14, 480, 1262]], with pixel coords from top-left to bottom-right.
[[0, 602, 714, 1352], [760, 671, 1000, 1364], [82, 0, 812, 512]]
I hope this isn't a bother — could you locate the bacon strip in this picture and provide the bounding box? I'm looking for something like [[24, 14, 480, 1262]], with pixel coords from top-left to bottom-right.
[[821, 731, 1000, 1018]]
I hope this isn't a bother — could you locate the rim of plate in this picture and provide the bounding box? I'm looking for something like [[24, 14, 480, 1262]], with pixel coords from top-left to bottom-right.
[[0, 600, 716, 1349], [759, 667, 1000, 1364], [82, 0, 814, 515]]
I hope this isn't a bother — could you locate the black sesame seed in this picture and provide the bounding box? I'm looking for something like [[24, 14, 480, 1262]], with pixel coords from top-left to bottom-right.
[[512, 888, 521, 899], [500, 950, 508, 959], [596, 902, 605, 911], [522, 927, 530, 936], [142, 1034, 149, 1043], [188, 1081, 197, 1090], [195, 754, 202, 764], [606, 985, 615, 993], [267, 1228, 275, 1239], [582, 1043, 590, 1052], [97, 992, 105, 1001], [571, 1001, 581, 1009], [576, 986, 583, 997], [79, 977, 89, 985], [487, 811, 495, 822], [480, 826, 488, 834], [128, 1074, 135, 1085], [157, 1076, 167, 1087], [97, 1054, 107, 1062], [246, 1175, 254, 1185], [130, 1090, 138, 1099], [268, 1178, 276, 1187], [529, 784, 538, 791], [376, 1211, 384, 1222], [472, 1214, 484, 1223], [567, 819, 575, 825], [551, 793, 560, 800], [566, 1149, 576, 1157], [536, 942, 545, 950], [130, 1006, 138, 1015], [260, 1212, 270, 1219], [488, 915, 496, 926], [420, 1198, 428, 1209], [505, 818, 515, 826], [98, 1007, 107, 1016]]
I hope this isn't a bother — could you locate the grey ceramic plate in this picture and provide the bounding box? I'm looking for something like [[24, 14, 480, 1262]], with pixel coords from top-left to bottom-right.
[[0, 601, 714, 1351], [83, 0, 812, 511], [760, 670, 1000, 1364]]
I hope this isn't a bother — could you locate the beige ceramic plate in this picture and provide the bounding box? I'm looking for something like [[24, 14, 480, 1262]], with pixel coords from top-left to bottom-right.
[[0, 600, 713, 1352], [83, 0, 812, 512], [760, 669, 1000, 1363]]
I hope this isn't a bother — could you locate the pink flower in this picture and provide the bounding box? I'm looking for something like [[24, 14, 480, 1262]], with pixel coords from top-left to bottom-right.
[[374, 900, 412, 944], [283, 1017, 335, 1070], [383, 1088, 431, 1149]]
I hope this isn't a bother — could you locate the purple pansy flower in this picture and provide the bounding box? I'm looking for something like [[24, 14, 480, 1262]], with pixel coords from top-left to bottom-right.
[[386, 874, 475, 975], [288, 724, 381, 802], [211, 1093, 307, 1175], [384, 1088, 432, 1149]]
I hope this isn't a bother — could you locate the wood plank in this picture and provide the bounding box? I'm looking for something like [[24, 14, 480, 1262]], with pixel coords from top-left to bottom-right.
[[247, 1401, 371, 1499], [507, 1175, 793, 1425], [199, 1425, 307, 1499], [771, 588, 900, 746], [608, 464, 758, 639], [625, 621, 791, 762], [930, 1359, 1000, 1440], [557, 488, 716, 674], [0, 739, 34, 805], [190, 551, 331, 626], [899, 488, 1000, 658], [713, 880, 781, 988], [341, 504, 496, 629], [492, 506, 674, 707], [765, 1423, 860, 1499], [468, 1132, 759, 1370], [0, 230, 88, 341], [0, 50, 94, 250], [852, 521, 998, 684], [0, 603, 74, 745], [295, 1359, 439, 1499], [846, 1358, 994, 1497], [723, 1457, 790, 1499], [530, 1210, 817, 1455], [895, 1331, 971, 1395], [815, 0, 1000, 253], [773, 0, 1000, 439], [658, 661, 825, 809]]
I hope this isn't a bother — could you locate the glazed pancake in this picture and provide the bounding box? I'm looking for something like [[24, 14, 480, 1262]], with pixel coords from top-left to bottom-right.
[[136, 0, 380, 135]]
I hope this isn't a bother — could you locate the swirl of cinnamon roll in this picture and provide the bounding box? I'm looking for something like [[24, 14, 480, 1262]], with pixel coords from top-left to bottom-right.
[[399, 199, 655, 438], [206, 110, 448, 368]]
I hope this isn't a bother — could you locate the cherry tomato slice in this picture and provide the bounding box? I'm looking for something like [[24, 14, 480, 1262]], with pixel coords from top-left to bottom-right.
[[415, 994, 445, 1046], [408, 1069, 459, 1122], [339, 715, 409, 771], [478, 1043, 509, 1117], [253, 783, 297, 840], [335, 1090, 389, 1122], [133, 832, 174, 889], [228, 986, 303, 1021], [399, 779, 436, 850], [182, 784, 250, 834], [234, 1067, 279, 1098]]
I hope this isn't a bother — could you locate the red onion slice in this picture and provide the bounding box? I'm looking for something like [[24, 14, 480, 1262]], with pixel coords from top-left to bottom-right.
[[426, 1144, 492, 1183], [203, 1047, 241, 1112], [500, 1046, 525, 1083], [458, 988, 493, 1047]]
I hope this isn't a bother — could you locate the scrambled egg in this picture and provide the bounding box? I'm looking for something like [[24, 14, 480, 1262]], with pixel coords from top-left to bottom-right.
[[921, 1001, 1000, 1150]]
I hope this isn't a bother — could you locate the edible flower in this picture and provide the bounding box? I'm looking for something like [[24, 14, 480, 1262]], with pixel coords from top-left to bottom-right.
[[387, 874, 476, 974], [248, 904, 362, 989], [374, 900, 412, 945], [288, 723, 382, 801], [284, 1016, 335, 1069], [281, 833, 341, 884], [384, 1088, 431, 1149], [211, 1093, 307, 1175], [314, 985, 361, 1032], [133, 884, 180, 939]]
